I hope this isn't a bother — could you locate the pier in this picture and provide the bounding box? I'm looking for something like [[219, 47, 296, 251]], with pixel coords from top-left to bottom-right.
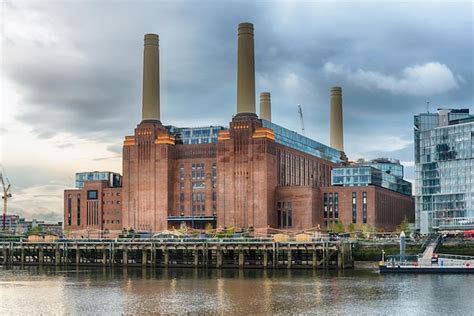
[[0, 239, 353, 269]]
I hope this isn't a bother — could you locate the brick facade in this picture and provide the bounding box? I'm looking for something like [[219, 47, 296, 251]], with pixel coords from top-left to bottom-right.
[[64, 180, 122, 234], [320, 186, 414, 231], [65, 118, 415, 234]]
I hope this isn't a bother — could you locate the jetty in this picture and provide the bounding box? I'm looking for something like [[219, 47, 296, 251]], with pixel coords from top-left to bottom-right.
[[0, 238, 354, 269], [379, 233, 474, 274]]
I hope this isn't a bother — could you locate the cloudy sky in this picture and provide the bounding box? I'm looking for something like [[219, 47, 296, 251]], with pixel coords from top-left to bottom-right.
[[1, 0, 472, 222]]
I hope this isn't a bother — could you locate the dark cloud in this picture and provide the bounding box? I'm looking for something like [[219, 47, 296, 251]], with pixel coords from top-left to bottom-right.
[[2, 0, 473, 175]]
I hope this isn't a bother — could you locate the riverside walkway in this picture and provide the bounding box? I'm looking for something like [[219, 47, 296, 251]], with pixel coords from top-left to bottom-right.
[[0, 238, 353, 270]]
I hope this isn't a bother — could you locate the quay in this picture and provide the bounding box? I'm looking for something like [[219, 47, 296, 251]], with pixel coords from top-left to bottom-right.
[[0, 239, 354, 269]]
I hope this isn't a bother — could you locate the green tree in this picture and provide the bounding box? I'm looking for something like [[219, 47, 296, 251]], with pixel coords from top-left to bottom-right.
[[347, 223, 355, 233], [225, 226, 235, 237], [331, 221, 345, 233], [361, 224, 376, 239], [27, 226, 43, 236], [396, 216, 411, 235]]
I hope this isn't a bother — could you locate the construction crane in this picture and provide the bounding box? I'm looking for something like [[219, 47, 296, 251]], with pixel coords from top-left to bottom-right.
[[297, 104, 305, 135], [1, 168, 12, 231]]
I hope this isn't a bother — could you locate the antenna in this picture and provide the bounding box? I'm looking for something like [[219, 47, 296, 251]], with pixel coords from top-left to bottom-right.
[[297, 104, 305, 135], [426, 101, 430, 114]]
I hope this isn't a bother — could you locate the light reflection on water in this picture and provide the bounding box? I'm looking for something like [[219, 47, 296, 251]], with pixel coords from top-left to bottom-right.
[[0, 266, 473, 315]]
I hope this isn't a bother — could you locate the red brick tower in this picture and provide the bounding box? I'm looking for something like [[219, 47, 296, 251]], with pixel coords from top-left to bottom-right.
[[122, 34, 176, 232]]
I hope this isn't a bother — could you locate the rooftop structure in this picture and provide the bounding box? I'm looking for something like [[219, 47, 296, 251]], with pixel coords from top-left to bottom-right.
[[331, 166, 412, 196], [414, 108, 474, 233], [75, 171, 122, 189], [355, 157, 404, 179]]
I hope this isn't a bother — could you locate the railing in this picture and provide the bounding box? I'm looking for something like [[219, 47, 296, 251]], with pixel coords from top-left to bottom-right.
[[437, 253, 474, 261], [436, 217, 474, 229], [385, 255, 419, 264], [0, 237, 349, 246]]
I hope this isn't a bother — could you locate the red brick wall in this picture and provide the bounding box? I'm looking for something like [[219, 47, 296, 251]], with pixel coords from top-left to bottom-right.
[[320, 186, 414, 231], [64, 181, 122, 232], [275, 186, 321, 231]]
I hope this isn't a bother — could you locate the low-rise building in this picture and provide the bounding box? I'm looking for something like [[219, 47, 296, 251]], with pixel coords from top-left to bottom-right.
[[64, 180, 122, 236]]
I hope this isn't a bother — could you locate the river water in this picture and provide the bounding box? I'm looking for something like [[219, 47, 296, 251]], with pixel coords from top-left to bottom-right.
[[0, 265, 473, 315]]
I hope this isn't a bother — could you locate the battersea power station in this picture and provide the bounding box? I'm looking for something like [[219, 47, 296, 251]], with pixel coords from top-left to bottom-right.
[[64, 23, 414, 236]]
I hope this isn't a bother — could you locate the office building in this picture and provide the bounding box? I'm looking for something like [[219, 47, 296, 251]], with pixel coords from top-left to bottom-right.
[[414, 109, 474, 233]]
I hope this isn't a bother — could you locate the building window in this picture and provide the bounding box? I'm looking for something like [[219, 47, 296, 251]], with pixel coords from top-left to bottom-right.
[[77, 194, 81, 226], [212, 163, 217, 179], [277, 203, 282, 227], [363, 192, 367, 224], [277, 201, 292, 228], [180, 193, 185, 202], [192, 181, 205, 189], [352, 192, 357, 224], [180, 182, 184, 190], [192, 163, 205, 180], [323, 193, 328, 218], [329, 193, 333, 217], [287, 202, 292, 227], [192, 192, 205, 216], [179, 164, 185, 180], [87, 190, 98, 200], [67, 194, 72, 226], [334, 193, 339, 218]]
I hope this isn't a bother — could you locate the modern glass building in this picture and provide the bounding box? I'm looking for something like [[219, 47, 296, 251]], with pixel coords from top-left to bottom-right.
[[262, 119, 342, 163], [414, 108, 474, 233], [331, 166, 412, 196], [166, 126, 224, 145], [355, 158, 404, 178], [75, 171, 122, 189]]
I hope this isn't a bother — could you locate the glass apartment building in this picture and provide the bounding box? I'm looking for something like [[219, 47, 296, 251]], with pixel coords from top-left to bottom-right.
[[331, 166, 412, 196], [355, 158, 404, 178], [414, 109, 474, 233], [75, 171, 122, 189]]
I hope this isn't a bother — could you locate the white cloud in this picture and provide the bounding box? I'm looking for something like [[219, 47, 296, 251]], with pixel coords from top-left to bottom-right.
[[323, 62, 461, 96], [8, 183, 66, 222]]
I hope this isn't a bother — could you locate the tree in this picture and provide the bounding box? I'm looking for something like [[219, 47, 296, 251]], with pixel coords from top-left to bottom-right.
[[27, 225, 43, 236], [331, 221, 345, 233], [347, 223, 355, 233], [361, 224, 376, 239], [396, 216, 411, 235]]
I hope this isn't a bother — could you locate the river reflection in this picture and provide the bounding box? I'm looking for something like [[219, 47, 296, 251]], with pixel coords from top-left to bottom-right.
[[0, 266, 473, 315]]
